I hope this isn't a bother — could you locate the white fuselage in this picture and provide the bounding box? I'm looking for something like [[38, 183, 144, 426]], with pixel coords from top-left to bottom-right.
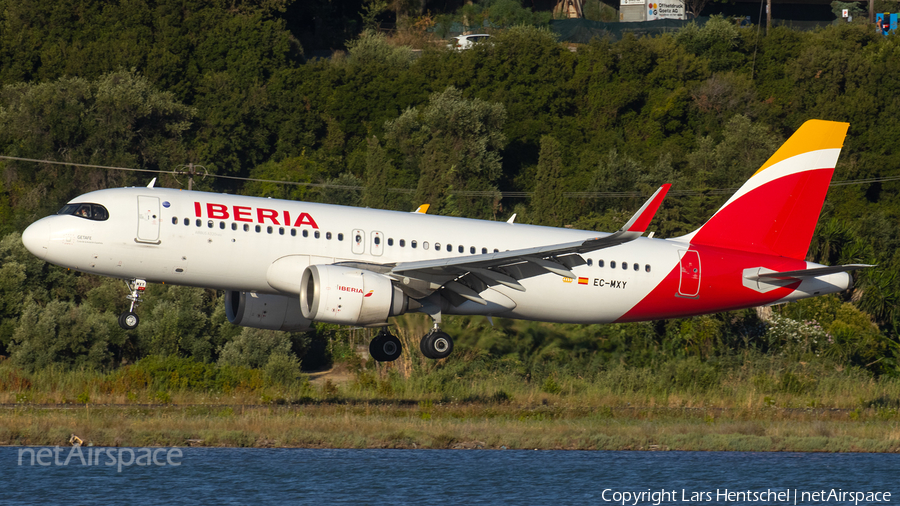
[[21, 186, 850, 324]]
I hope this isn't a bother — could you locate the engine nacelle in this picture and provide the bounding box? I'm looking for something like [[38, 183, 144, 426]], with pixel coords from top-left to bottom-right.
[[225, 291, 312, 332], [299, 264, 408, 325]]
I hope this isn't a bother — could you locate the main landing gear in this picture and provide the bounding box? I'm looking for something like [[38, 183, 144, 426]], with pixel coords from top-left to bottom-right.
[[420, 326, 454, 360], [118, 278, 146, 330], [369, 329, 402, 362], [367, 327, 456, 362]]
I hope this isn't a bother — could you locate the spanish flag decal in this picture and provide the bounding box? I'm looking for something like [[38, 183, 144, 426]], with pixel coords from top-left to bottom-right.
[[578, 277, 589, 285]]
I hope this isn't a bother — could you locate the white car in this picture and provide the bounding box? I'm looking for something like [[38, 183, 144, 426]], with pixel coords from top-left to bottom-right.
[[447, 34, 491, 50]]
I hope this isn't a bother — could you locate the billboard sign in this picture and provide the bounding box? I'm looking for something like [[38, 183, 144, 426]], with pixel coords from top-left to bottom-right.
[[647, 0, 685, 20]]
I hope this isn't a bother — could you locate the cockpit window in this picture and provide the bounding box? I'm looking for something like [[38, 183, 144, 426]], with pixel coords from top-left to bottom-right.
[[58, 203, 109, 221]]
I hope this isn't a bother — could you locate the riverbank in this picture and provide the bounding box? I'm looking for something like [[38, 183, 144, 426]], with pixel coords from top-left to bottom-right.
[[2, 402, 898, 452]]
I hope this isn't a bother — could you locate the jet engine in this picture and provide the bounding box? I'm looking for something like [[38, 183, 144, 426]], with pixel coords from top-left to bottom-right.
[[225, 291, 312, 332], [299, 265, 409, 325]]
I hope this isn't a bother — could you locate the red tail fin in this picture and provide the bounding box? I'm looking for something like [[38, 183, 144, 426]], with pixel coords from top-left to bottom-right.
[[683, 120, 849, 260]]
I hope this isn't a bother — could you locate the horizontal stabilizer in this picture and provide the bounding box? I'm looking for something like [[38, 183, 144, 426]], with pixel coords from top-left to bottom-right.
[[746, 264, 874, 281]]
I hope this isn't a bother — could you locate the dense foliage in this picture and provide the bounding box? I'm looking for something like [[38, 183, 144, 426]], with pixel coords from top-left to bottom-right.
[[0, 1, 898, 386]]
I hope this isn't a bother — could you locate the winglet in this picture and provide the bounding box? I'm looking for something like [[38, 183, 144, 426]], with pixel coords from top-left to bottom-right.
[[620, 184, 670, 234], [147, 178, 157, 188], [413, 204, 430, 214]]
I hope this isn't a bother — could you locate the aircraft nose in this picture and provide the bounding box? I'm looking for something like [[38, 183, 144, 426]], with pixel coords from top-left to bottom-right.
[[22, 219, 50, 260]]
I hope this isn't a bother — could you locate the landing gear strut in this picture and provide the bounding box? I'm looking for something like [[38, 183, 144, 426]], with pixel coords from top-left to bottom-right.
[[369, 329, 402, 362], [118, 278, 146, 330], [420, 326, 454, 360]]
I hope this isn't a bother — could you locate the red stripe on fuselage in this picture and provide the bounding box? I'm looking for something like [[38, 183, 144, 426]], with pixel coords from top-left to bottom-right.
[[615, 244, 806, 322]]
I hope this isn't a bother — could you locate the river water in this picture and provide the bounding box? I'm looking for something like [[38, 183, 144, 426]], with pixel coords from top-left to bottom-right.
[[3, 447, 897, 505]]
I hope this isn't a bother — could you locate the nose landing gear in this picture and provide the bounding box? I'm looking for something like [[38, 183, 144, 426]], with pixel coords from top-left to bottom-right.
[[118, 278, 146, 330]]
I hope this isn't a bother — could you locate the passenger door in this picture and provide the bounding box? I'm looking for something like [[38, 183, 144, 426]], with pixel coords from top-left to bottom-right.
[[677, 250, 701, 298], [136, 196, 161, 244]]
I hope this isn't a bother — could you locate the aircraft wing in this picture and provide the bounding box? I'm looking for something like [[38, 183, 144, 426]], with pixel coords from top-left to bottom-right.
[[382, 185, 670, 304]]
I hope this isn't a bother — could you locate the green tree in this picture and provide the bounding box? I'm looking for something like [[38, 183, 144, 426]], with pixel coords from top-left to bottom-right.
[[531, 135, 567, 227], [218, 327, 297, 369], [0, 70, 195, 228], [9, 299, 125, 371], [385, 86, 506, 218], [363, 136, 393, 210]]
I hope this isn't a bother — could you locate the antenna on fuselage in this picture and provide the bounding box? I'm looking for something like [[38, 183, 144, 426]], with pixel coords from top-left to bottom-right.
[[147, 178, 156, 188]]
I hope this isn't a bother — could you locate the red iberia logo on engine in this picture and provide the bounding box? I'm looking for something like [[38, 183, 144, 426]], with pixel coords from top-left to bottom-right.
[[364, 290, 374, 298], [194, 202, 319, 228], [338, 285, 364, 294]]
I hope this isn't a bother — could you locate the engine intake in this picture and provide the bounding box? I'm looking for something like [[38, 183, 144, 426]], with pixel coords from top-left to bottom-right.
[[225, 291, 312, 332], [300, 265, 408, 325]]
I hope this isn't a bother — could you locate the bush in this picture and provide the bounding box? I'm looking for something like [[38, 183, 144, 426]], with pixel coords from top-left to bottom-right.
[[218, 327, 297, 369]]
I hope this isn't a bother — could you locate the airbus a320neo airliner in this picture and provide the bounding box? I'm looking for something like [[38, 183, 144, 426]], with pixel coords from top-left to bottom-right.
[[21, 120, 868, 362]]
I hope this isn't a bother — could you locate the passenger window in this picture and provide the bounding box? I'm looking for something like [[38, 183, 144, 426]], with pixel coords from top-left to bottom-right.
[[482, 248, 487, 254], [172, 217, 177, 225], [326, 232, 332, 240], [435, 242, 441, 250], [494, 249, 499, 253], [423, 241, 429, 250], [633, 263, 639, 271], [645, 264, 651, 273], [279, 227, 285, 235], [232, 223, 238, 231], [388, 238, 394, 246], [315, 231, 320, 239], [219, 222, 225, 230], [599, 259, 605, 268], [610, 261, 616, 269], [400, 239, 406, 247], [470, 246, 475, 254], [338, 233, 344, 241], [196, 219, 201, 227], [267, 226, 273, 234], [255, 225, 261, 233], [243, 224, 250, 232], [184, 218, 189, 226], [373, 236, 379, 245], [291, 229, 296, 237], [622, 262, 628, 270], [587, 259, 593, 267], [303, 230, 308, 238], [208, 220, 214, 228], [446, 244, 452, 252], [411, 240, 417, 249]]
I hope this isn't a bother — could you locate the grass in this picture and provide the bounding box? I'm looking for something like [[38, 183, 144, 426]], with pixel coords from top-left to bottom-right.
[[1, 348, 899, 452], [1, 403, 899, 452]]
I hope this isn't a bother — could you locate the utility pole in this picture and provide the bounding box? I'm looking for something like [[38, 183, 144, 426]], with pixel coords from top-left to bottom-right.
[[766, 0, 771, 35], [870, 0, 875, 24]]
